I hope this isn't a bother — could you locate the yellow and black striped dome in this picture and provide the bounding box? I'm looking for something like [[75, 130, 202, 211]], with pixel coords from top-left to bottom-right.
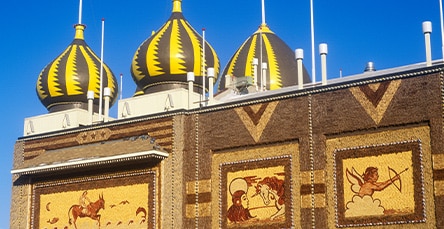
[[131, 0, 220, 95], [36, 24, 118, 112], [220, 24, 310, 90]]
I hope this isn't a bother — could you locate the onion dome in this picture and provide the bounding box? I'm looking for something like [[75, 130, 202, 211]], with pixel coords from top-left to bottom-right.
[[36, 24, 118, 112], [220, 24, 310, 91], [131, 0, 220, 95]]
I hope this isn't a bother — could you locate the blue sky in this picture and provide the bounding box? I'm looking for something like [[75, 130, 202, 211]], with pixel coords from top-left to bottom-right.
[[0, 0, 442, 226]]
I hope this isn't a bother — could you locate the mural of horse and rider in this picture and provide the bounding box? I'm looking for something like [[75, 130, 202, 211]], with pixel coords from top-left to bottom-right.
[[226, 165, 286, 225], [38, 184, 149, 228]]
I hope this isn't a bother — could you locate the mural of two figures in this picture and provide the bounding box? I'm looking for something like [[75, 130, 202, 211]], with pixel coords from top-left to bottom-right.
[[226, 165, 286, 225]]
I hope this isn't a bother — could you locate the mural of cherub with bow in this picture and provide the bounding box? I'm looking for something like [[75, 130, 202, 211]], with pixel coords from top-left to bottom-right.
[[344, 166, 408, 217]]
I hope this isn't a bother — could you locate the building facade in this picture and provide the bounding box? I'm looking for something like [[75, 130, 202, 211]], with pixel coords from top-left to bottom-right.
[[9, 0, 444, 228]]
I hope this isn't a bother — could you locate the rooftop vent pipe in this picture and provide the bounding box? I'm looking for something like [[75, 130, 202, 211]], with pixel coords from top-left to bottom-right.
[[207, 67, 215, 104], [364, 62, 376, 72], [319, 43, 328, 85], [423, 21, 433, 66], [295, 48, 304, 89], [103, 87, 111, 122], [261, 62, 268, 91], [87, 90, 94, 124], [187, 72, 195, 109]]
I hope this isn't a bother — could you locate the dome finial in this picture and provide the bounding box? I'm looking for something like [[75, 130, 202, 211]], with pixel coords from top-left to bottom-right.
[[172, 0, 182, 13], [75, 0, 85, 40], [74, 24, 85, 40]]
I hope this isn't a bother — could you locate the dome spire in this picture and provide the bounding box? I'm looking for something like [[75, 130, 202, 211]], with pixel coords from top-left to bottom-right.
[[78, 0, 83, 24], [172, 0, 182, 13], [261, 0, 266, 26], [74, 0, 85, 40]]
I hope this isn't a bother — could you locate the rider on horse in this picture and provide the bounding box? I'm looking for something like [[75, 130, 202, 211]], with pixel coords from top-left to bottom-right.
[[79, 190, 92, 215]]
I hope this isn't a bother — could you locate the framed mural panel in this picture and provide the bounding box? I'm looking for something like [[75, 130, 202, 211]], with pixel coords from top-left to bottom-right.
[[333, 140, 425, 227], [325, 125, 437, 228], [32, 169, 157, 229], [211, 142, 299, 229]]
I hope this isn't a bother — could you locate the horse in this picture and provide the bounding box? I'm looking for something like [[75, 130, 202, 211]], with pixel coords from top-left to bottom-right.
[[252, 176, 285, 220], [68, 193, 105, 229]]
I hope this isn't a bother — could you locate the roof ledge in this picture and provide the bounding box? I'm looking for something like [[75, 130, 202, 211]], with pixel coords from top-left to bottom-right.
[[11, 150, 168, 176]]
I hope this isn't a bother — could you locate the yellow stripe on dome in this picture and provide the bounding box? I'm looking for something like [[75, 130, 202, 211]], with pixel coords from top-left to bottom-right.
[[245, 35, 258, 78], [147, 22, 170, 78], [86, 45, 117, 99], [80, 46, 100, 96], [36, 72, 47, 99], [209, 45, 220, 78], [227, 40, 248, 77], [172, 0, 182, 13], [170, 19, 186, 75], [262, 35, 282, 89], [104, 63, 116, 96], [48, 48, 70, 97], [65, 45, 83, 95], [180, 19, 201, 76], [131, 48, 144, 80]]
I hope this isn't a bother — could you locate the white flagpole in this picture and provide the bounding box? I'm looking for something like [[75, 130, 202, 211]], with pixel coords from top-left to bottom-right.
[[440, 0, 444, 61], [98, 18, 105, 121], [260, 0, 265, 91], [260, 27, 263, 91], [78, 0, 83, 24], [202, 28, 206, 104], [310, 0, 316, 84], [261, 0, 266, 25]]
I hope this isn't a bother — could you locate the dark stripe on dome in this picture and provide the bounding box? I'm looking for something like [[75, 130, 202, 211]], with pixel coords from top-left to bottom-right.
[[157, 21, 174, 75], [179, 21, 196, 73], [74, 45, 90, 95], [55, 45, 71, 96], [266, 33, 310, 85], [235, 37, 256, 78], [131, 36, 155, 81]]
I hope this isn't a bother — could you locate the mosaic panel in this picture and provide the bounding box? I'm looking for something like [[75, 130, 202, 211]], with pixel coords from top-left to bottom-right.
[[334, 140, 425, 227], [32, 170, 156, 229], [212, 142, 299, 229]]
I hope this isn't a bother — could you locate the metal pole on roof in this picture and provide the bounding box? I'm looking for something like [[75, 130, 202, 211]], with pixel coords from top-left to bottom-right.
[[202, 28, 206, 105], [261, 0, 266, 25], [440, 0, 444, 61], [310, 0, 316, 84], [98, 18, 105, 121], [78, 0, 83, 24]]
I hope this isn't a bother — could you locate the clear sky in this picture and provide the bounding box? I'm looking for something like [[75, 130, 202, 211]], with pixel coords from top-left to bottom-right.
[[0, 0, 442, 226]]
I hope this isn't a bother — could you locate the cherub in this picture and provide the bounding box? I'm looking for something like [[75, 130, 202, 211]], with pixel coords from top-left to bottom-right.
[[346, 166, 400, 197]]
